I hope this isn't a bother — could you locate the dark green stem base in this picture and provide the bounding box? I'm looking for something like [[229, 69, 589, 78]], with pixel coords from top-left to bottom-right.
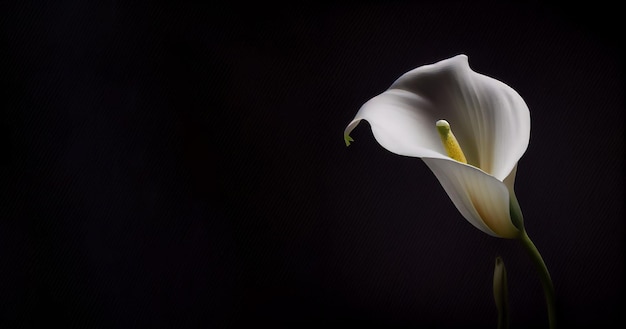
[[518, 230, 556, 329]]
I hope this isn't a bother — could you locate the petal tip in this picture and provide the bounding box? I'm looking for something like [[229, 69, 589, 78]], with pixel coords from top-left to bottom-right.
[[455, 53, 468, 60], [344, 119, 362, 147], [452, 53, 470, 67], [344, 134, 354, 147]]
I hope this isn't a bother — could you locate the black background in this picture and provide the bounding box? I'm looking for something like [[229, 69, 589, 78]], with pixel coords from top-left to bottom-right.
[[1, 1, 623, 328]]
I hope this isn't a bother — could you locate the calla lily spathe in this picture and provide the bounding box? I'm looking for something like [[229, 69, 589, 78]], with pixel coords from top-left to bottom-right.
[[344, 54, 530, 238]]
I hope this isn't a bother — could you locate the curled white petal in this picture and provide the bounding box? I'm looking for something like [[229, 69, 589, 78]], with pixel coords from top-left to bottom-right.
[[423, 158, 519, 238], [345, 89, 448, 160]]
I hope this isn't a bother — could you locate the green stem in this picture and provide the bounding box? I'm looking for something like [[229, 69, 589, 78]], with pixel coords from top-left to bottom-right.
[[518, 229, 556, 329]]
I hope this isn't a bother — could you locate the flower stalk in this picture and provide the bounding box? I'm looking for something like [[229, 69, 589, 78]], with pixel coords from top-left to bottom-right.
[[518, 229, 556, 329], [510, 195, 555, 328]]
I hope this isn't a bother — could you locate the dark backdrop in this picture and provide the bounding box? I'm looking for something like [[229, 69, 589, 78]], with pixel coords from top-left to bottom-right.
[[1, 1, 623, 328]]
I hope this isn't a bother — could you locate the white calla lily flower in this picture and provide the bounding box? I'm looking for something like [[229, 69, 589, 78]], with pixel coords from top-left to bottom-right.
[[344, 54, 530, 239]]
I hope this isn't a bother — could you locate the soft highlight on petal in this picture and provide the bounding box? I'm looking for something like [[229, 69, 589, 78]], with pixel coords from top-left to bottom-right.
[[467, 73, 530, 180], [344, 89, 449, 160], [387, 54, 530, 180], [423, 158, 519, 238]]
